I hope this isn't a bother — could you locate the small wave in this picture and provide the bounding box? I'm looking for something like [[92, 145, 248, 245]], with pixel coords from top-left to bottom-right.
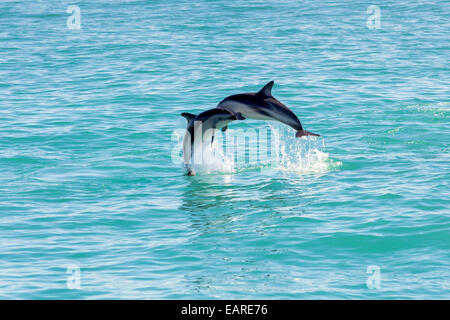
[[405, 102, 450, 114]]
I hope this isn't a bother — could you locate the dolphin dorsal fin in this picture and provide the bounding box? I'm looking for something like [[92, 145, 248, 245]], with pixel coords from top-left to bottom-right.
[[256, 81, 274, 98], [181, 112, 196, 123]]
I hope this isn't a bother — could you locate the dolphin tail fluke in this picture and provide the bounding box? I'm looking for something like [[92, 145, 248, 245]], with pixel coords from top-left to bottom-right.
[[296, 130, 320, 138]]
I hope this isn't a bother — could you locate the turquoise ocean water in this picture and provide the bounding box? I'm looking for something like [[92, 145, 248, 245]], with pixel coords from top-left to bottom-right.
[[0, 0, 449, 299]]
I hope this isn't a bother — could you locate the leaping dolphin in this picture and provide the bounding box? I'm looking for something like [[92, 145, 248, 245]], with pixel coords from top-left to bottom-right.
[[181, 109, 241, 176], [217, 81, 319, 138]]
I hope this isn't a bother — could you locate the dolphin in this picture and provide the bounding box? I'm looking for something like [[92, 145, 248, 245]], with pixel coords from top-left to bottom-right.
[[217, 81, 319, 138], [181, 108, 241, 176]]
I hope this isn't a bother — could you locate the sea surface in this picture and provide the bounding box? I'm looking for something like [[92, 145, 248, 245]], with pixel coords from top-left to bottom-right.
[[0, 0, 449, 299]]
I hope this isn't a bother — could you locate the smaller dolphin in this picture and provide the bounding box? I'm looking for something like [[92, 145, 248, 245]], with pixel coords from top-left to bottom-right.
[[217, 81, 319, 138], [181, 109, 240, 176]]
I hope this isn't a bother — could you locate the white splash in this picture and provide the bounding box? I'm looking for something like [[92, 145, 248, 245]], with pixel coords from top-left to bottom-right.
[[268, 124, 341, 174], [189, 139, 235, 175], [176, 123, 341, 176]]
